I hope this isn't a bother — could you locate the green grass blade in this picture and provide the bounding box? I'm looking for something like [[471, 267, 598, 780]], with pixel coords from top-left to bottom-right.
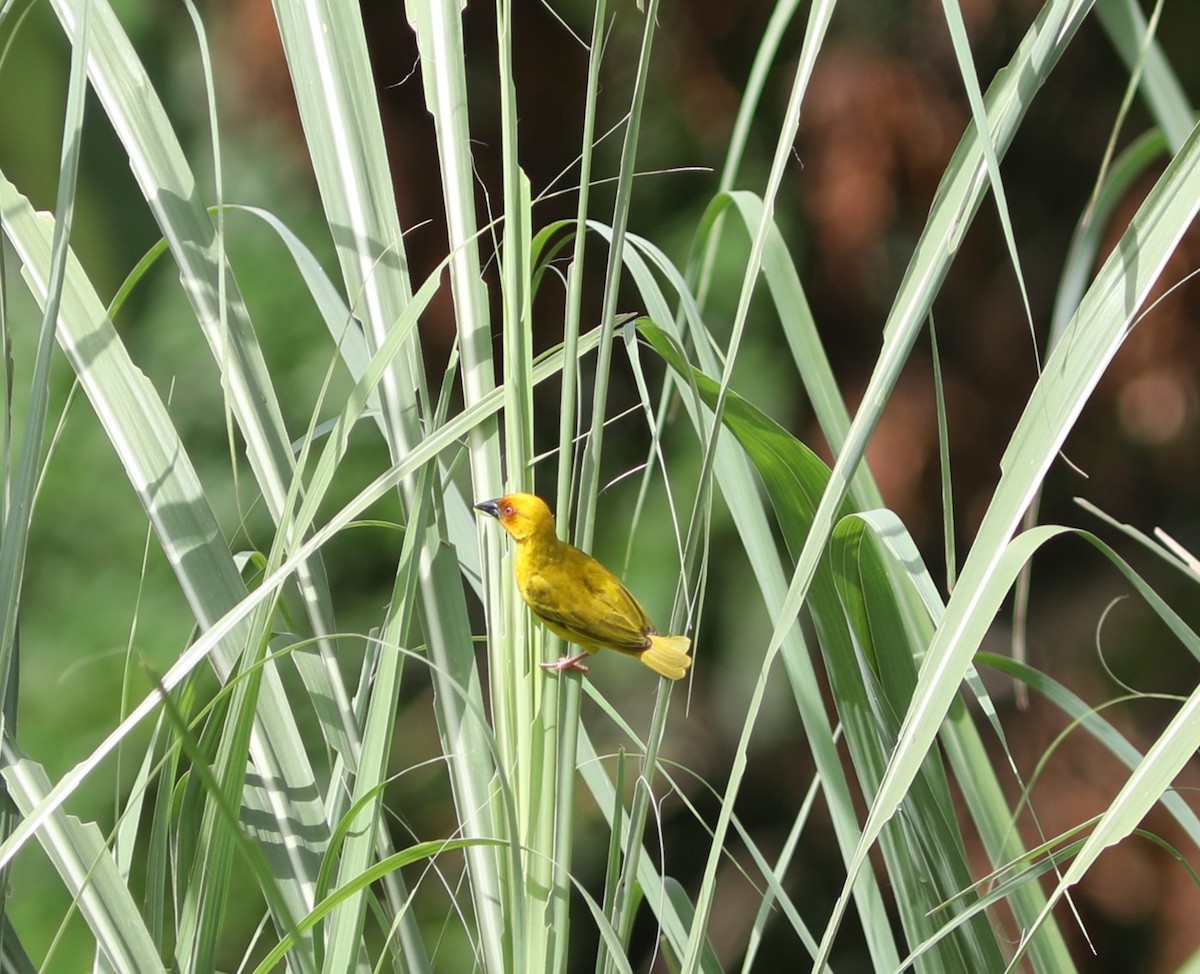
[[0, 0, 89, 720], [984, 654, 1200, 846], [547, 8, 609, 969], [0, 171, 331, 941], [268, 0, 417, 431], [821, 110, 1200, 971], [929, 320, 956, 590], [48, 0, 358, 787], [219, 204, 382, 432], [639, 322, 900, 970], [1009, 684, 1200, 970], [577, 0, 661, 541], [2, 741, 164, 974], [939, 0, 1035, 354], [1095, 0, 1193, 149], [1050, 130, 1169, 344], [691, 0, 805, 307]]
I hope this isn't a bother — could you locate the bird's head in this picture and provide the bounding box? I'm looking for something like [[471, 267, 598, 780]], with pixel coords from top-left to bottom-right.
[[474, 492, 556, 543]]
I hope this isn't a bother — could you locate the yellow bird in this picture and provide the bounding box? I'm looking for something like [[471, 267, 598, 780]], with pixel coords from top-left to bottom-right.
[[475, 493, 692, 679]]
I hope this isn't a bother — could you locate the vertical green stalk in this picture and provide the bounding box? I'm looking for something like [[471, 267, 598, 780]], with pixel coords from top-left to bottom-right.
[[547, 5, 607, 971], [495, 1, 544, 968], [595, 748, 626, 965], [607, 685, 670, 963], [574, 5, 669, 972], [575, 0, 659, 539], [402, 0, 510, 968], [680, 1, 837, 968], [0, 0, 90, 726]]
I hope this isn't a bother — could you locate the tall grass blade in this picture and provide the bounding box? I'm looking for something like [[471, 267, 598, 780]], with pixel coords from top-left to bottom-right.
[[636, 322, 900, 970], [547, 6, 609, 968], [401, 4, 513, 969], [2, 742, 164, 974], [1095, 0, 1193, 148], [0, 0, 89, 719], [0, 171, 330, 941], [820, 114, 1200, 971]]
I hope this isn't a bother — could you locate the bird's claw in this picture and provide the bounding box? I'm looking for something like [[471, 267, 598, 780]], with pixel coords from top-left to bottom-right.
[[540, 654, 590, 674]]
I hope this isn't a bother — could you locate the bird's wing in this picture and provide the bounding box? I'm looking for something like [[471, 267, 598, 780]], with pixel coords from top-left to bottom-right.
[[524, 566, 650, 651]]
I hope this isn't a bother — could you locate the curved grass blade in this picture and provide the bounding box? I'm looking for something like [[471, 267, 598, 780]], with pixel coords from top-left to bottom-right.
[[639, 321, 900, 970], [46, 0, 357, 834], [0, 170, 328, 954], [982, 654, 1200, 848], [1095, 0, 1193, 149], [820, 109, 1200, 968], [0, 310, 601, 887], [2, 741, 164, 974]]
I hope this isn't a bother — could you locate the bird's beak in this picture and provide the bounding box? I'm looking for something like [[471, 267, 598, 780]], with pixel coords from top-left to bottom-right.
[[474, 498, 502, 519]]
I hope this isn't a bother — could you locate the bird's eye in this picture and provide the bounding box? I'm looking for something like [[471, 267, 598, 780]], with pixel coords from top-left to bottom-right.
[[502, 503, 514, 516]]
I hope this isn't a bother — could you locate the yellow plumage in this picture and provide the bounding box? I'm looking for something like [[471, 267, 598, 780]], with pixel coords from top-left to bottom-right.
[[475, 493, 692, 679]]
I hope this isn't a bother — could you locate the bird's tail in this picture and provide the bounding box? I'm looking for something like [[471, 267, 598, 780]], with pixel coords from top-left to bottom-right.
[[640, 635, 692, 680]]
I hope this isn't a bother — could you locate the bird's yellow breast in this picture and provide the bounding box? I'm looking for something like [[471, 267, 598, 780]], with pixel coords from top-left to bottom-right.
[[514, 534, 652, 652]]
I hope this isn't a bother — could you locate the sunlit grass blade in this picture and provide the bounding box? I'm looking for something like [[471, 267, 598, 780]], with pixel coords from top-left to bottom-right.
[[637, 321, 900, 969], [939, 0, 1036, 359], [0, 0, 89, 728], [691, 0, 806, 307], [688, 191, 864, 476], [831, 517, 1015, 970], [1050, 130, 1170, 344], [1095, 0, 1193, 148], [1, 742, 163, 974], [267, 0, 420, 456], [576, 0, 661, 539], [825, 111, 1200, 969], [901, 829, 1092, 972], [544, 12, 607, 957], [1008, 682, 1200, 971], [985, 596, 1200, 845], [0, 170, 331, 939], [46, 0, 357, 886], [841, 507, 1075, 968]]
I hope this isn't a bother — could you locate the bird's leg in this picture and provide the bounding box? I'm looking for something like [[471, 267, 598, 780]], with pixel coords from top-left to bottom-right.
[[540, 653, 590, 674]]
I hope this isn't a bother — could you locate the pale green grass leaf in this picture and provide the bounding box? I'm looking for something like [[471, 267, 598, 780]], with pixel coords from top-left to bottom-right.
[[2, 743, 164, 974]]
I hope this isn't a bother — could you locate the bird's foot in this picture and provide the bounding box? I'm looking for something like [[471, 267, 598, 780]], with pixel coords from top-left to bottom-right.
[[540, 653, 590, 674]]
